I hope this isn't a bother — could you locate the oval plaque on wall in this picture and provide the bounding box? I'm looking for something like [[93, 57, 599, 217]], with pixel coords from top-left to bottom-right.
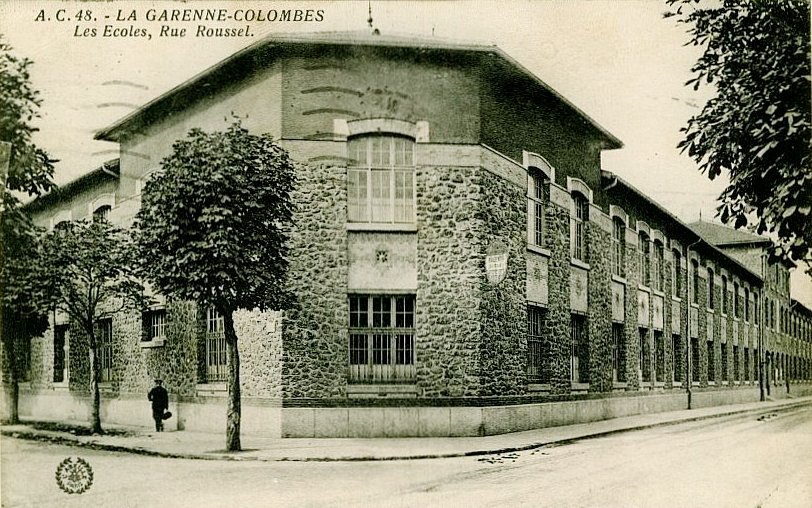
[[485, 240, 509, 285]]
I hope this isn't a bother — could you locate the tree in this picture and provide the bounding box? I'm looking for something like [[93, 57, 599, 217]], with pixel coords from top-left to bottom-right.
[[666, 0, 811, 268], [29, 220, 145, 433], [135, 122, 295, 451], [1, 37, 55, 423]]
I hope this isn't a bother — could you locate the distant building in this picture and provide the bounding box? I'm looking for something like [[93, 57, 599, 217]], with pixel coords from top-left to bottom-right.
[[9, 31, 812, 437]]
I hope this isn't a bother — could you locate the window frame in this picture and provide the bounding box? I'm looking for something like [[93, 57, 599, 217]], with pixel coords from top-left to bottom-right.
[[527, 305, 550, 384], [571, 193, 589, 262], [347, 134, 416, 224], [348, 294, 416, 383], [529, 171, 548, 248], [611, 218, 625, 277], [142, 308, 167, 343], [97, 318, 114, 383]]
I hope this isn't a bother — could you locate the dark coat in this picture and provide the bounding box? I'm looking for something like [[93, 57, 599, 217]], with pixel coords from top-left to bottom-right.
[[148, 385, 168, 411]]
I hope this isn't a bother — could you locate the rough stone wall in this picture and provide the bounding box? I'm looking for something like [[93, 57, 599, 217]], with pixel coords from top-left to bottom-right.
[[114, 301, 200, 399], [282, 162, 348, 398], [27, 333, 49, 388], [416, 165, 483, 397], [624, 235, 641, 390], [234, 309, 283, 398], [544, 203, 572, 395], [586, 223, 613, 392], [477, 170, 527, 396], [68, 321, 90, 393], [696, 271, 709, 387]]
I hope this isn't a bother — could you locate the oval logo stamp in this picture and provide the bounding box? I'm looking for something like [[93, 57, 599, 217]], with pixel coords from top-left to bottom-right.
[[55, 457, 94, 494]]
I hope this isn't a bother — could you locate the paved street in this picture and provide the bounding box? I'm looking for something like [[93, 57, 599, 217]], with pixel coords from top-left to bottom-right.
[[2, 405, 811, 507]]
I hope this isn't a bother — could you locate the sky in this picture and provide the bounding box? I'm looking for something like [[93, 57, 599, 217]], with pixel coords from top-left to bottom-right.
[[1, 0, 809, 305]]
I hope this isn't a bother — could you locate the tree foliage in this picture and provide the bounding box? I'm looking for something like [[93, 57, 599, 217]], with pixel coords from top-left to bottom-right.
[[135, 121, 295, 450], [1, 37, 55, 196], [1, 37, 55, 423], [135, 122, 295, 312], [24, 220, 146, 433], [667, 0, 811, 267]]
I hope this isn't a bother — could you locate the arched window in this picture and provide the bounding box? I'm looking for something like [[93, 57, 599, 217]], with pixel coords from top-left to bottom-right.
[[93, 205, 111, 222], [638, 231, 650, 286], [347, 134, 415, 224], [571, 193, 589, 262], [612, 218, 625, 277]]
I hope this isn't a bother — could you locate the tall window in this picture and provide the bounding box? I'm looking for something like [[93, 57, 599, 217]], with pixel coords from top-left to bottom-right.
[[733, 345, 740, 382], [571, 314, 589, 384], [349, 295, 416, 382], [744, 347, 750, 382], [93, 205, 111, 222], [744, 288, 750, 322], [639, 328, 651, 382], [691, 259, 699, 305], [672, 249, 682, 297], [672, 334, 683, 383], [613, 323, 626, 382], [571, 193, 588, 262], [53, 325, 68, 383], [654, 330, 665, 382], [652, 241, 664, 291], [347, 135, 415, 223], [143, 309, 167, 342], [638, 232, 650, 286], [527, 306, 550, 383], [530, 172, 548, 248], [707, 340, 715, 382], [734, 282, 740, 318], [97, 318, 113, 382], [611, 218, 625, 277], [707, 268, 715, 310], [721, 342, 728, 382], [722, 276, 728, 314], [204, 308, 227, 383], [691, 338, 700, 382]]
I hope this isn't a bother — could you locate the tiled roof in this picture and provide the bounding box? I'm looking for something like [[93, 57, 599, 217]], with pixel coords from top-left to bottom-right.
[[687, 220, 771, 247]]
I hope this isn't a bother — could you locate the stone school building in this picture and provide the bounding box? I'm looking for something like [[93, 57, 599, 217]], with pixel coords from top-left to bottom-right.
[[10, 31, 812, 437]]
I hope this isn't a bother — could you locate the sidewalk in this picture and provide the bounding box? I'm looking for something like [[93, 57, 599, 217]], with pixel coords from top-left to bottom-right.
[[3, 396, 811, 462]]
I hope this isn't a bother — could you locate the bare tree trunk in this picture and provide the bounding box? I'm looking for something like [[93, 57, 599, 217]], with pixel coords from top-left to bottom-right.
[[89, 340, 103, 434], [223, 308, 241, 452], [3, 326, 20, 424]]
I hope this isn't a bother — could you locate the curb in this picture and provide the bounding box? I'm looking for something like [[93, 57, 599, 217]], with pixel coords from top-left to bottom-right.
[[3, 399, 810, 462]]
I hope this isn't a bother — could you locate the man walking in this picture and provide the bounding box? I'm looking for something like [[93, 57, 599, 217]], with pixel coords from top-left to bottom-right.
[[147, 379, 169, 432]]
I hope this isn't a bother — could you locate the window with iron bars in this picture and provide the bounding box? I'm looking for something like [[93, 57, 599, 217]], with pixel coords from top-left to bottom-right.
[[203, 308, 227, 383], [347, 135, 415, 224], [97, 318, 114, 382], [349, 295, 415, 383], [613, 322, 626, 382], [571, 193, 588, 262], [143, 309, 167, 342], [527, 305, 550, 383], [571, 313, 589, 384]]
